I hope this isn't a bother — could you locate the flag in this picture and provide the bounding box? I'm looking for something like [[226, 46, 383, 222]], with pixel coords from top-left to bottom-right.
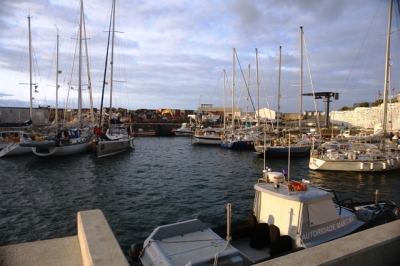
[[105, 81, 108, 85], [392, 88, 395, 92], [378, 90, 381, 97]]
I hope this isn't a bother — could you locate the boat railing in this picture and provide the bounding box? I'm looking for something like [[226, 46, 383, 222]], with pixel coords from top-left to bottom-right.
[[316, 186, 356, 215]]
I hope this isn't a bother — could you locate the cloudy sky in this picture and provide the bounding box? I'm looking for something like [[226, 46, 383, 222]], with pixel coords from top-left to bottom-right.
[[0, 0, 399, 114]]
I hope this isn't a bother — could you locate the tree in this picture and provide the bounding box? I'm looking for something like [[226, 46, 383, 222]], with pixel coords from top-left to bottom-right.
[[358, 102, 369, 107]]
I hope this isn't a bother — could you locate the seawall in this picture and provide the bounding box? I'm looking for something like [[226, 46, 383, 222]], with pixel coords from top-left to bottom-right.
[[330, 102, 400, 132]]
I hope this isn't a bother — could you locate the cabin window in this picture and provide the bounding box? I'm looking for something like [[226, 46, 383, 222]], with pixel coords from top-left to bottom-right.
[[308, 199, 339, 227]]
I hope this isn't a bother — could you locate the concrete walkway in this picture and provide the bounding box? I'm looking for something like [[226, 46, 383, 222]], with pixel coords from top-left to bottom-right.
[[0, 209, 129, 266]]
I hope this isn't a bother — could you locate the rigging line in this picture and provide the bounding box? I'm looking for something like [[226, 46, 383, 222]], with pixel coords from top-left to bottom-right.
[[340, 0, 383, 100], [209, 70, 224, 105], [99, 1, 113, 126], [303, 31, 319, 131], [234, 50, 256, 112]]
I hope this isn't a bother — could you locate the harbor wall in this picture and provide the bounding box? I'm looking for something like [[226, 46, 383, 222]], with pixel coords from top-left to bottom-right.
[[330, 101, 400, 132]]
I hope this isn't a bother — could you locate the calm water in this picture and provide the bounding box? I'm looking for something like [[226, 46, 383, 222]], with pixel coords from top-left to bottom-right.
[[1, 137, 400, 264]]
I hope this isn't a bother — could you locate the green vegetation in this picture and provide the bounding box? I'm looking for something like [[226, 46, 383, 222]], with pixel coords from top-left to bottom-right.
[[338, 96, 398, 110]]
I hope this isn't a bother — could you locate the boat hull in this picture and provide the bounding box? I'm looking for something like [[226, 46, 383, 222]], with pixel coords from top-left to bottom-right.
[[221, 140, 254, 149], [174, 130, 194, 136], [32, 140, 91, 157], [256, 145, 311, 157], [96, 137, 134, 158], [309, 156, 400, 172], [0, 143, 32, 157], [192, 136, 221, 145]]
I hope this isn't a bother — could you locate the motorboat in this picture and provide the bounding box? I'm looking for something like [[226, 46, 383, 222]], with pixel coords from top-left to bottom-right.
[[192, 127, 222, 145], [173, 123, 194, 136], [129, 168, 399, 265]]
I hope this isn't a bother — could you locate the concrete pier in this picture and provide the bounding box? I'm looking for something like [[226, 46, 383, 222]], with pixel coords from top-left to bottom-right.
[[0, 209, 129, 266], [0, 210, 399, 266]]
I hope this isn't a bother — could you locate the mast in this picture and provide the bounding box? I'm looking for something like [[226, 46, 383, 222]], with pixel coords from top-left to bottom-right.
[[109, 0, 116, 130], [28, 16, 33, 119], [299, 26, 304, 129], [223, 69, 226, 129], [256, 48, 260, 125], [55, 25, 59, 131], [246, 64, 251, 126], [382, 0, 393, 148], [232, 48, 235, 129], [277, 46, 282, 133], [78, 0, 83, 127], [82, 8, 95, 122]]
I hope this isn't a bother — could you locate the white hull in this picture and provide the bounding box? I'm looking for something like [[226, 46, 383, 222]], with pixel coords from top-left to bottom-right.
[[33, 139, 92, 157], [192, 135, 221, 145], [96, 137, 134, 158], [0, 143, 32, 157], [174, 130, 193, 136], [309, 156, 400, 172]]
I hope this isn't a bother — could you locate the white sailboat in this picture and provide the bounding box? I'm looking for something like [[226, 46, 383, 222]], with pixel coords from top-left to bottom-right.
[[94, 0, 134, 158], [309, 0, 400, 172], [21, 0, 93, 157]]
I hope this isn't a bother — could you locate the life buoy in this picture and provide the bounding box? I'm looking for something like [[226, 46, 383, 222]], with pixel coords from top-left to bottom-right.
[[289, 180, 308, 191], [198, 131, 203, 136]]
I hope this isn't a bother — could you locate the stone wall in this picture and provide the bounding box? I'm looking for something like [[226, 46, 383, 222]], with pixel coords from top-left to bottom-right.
[[330, 101, 400, 132]]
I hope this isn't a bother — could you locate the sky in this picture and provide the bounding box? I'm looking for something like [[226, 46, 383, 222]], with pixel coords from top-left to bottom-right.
[[0, 0, 399, 114]]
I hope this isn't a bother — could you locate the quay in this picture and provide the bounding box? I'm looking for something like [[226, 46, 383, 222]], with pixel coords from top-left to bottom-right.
[[0, 209, 399, 266]]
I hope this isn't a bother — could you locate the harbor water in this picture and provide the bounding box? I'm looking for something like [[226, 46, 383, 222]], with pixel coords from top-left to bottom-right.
[[1, 136, 400, 264]]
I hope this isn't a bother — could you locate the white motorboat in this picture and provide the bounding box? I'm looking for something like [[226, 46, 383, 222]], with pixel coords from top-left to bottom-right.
[[129, 168, 399, 265], [192, 127, 222, 145], [173, 123, 194, 136]]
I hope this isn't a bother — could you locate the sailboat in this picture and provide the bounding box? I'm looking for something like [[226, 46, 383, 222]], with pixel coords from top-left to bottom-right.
[[93, 0, 134, 158], [20, 0, 93, 157], [309, 0, 400, 172], [221, 49, 259, 149], [254, 43, 312, 157]]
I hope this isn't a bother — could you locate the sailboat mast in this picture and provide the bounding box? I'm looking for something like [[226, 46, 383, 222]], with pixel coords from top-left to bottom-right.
[[299, 26, 303, 129], [109, 0, 116, 127], [223, 69, 226, 129], [382, 0, 393, 145], [55, 26, 59, 130], [78, 0, 83, 126], [82, 12, 95, 122], [232, 48, 236, 129], [277, 46, 282, 133], [28, 16, 33, 119], [256, 48, 259, 125]]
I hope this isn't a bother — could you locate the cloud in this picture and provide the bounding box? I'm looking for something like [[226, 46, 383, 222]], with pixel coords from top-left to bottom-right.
[[0, 0, 398, 114]]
